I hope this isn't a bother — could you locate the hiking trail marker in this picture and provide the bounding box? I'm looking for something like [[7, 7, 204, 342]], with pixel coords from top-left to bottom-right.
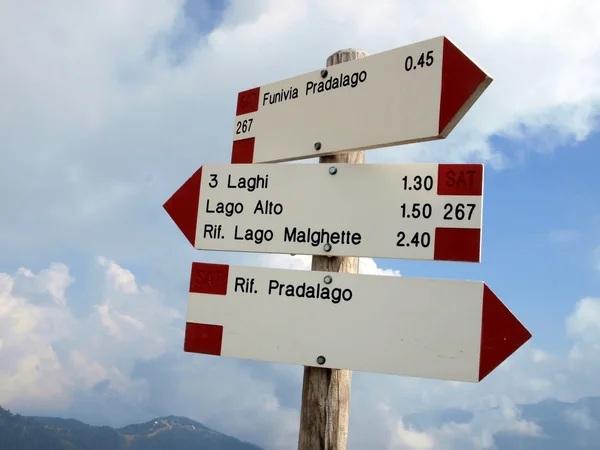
[[163, 162, 484, 263], [184, 262, 532, 383], [231, 36, 492, 164], [162, 35, 530, 450]]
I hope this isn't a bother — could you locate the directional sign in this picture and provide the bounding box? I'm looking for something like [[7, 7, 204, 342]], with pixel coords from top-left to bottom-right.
[[184, 262, 531, 382], [163, 163, 484, 262], [231, 36, 492, 164]]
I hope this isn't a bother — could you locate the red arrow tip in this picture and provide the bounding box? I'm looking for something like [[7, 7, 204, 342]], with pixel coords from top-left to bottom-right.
[[479, 284, 532, 381], [163, 167, 202, 247], [439, 37, 491, 136]]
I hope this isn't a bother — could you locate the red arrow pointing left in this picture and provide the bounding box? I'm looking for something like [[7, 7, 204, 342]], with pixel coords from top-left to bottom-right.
[[163, 167, 202, 246]]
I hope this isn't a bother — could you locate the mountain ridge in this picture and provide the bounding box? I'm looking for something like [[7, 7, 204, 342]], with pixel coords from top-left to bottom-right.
[[0, 406, 263, 450]]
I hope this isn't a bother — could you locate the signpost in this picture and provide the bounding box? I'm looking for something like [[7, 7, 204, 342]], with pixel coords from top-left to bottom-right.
[[184, 262, 532, 383], [163, 162, 484, 263], [162, 35, 529, 450], [231, 36, 492, 164]]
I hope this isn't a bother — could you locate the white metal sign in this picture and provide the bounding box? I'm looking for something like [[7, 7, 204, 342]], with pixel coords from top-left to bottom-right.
[[184, 262, 531, 382], [163, 163, 484, 263], [231, 36, 492, 164]]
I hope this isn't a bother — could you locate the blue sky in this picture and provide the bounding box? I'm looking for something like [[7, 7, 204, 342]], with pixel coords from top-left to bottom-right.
[[183, 0, 227, 32], [1, 0, 600, 449]]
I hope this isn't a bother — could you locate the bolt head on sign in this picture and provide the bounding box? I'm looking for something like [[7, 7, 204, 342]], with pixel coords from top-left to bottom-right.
[[231, 35, 492, 164]]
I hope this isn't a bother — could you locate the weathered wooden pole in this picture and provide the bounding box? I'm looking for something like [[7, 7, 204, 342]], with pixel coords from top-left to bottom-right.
[[297, 48, 369, 450]]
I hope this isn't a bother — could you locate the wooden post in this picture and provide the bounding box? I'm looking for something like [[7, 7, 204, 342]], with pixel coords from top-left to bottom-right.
[[297, 48, 369, 450]]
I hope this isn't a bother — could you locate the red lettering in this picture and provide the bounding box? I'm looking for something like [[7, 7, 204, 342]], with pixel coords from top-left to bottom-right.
[[437, 164, 483, 196], [189, 262, 229, 295]]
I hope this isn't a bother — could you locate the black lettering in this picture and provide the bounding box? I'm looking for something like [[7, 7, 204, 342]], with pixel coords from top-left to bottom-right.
[[305, 81, 314, 96], [262, 87, 299, 106], [267, 280, 353, 304], [283, 227, 362, 247], [205, 199, 243, 217], [203, 224, 214, 239], [234, 226, 273, 244], [396, 231, 406, 246], [268, 280, 279, 294], [284, 226, 297, 242], [443, 203, 477, 221], [405, 51, 435, 71], [402, 175, 434, 191], [227, 174, 269, 192], [202, 224, 222, 239], [331, 288, 341, 304], [233, 277, 255, 293], [444, 203, 452, 220], [235, 118, 253, 135], [397, 231, 431, 247], [311, 228, 328, 246], [234, 277, 245, 292], [205, 199, 215, 214], [305, 70, 368, 97], [253, 200, 283, 215]]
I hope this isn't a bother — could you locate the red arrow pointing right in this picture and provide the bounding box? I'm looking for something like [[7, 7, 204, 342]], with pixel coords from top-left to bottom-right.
[[479, 284, 532, 381], [439, 37, 491, 137]]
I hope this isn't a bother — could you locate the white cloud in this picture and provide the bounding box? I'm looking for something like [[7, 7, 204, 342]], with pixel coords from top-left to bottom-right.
[[0, 258, 181, 414], [566, 297, 600, 343], [98, 256, 140, 294], [531, 349, 550, 363], [564, 406, 598, 430], [378, 400, 435, 450], [391, 421, 435, 450], [369, 396, 544, 450]]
